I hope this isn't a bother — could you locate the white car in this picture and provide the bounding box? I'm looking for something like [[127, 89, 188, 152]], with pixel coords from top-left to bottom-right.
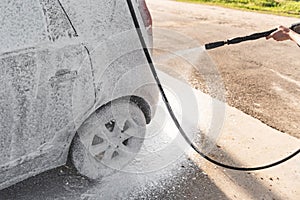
[[0, 0, 157, 189]]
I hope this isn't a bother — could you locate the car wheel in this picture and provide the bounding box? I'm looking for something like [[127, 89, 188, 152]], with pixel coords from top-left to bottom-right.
[[70, 99, 146, 179]]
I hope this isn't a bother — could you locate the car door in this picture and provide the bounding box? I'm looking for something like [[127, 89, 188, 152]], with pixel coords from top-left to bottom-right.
[[0, 0, 95, 166]]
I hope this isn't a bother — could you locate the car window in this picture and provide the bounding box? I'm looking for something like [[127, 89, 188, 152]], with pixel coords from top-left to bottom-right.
[[0, 0, 47, 53], [59, 0, 132, 41], [39, 0, 76, 41]]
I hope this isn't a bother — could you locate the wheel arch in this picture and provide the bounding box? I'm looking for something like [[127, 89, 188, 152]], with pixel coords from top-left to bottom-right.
[[129, 95, 151, 124], [94, 96, 151, 124]]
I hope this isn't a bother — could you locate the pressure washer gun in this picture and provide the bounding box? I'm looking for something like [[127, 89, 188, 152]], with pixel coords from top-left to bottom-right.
[[205, 22, 300, 50]]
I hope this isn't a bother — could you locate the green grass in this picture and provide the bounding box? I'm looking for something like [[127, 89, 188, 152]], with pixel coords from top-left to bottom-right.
[[176, 0, 300, 17]]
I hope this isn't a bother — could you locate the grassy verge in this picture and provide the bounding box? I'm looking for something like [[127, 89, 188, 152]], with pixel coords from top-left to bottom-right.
[[176, 0, 300, 18]]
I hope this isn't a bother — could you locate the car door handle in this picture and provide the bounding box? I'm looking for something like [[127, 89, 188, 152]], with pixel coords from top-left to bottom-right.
[[49, 69, 78, 88]]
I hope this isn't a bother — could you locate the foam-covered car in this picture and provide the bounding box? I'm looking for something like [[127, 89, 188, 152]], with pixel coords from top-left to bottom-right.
[[0, 0, 157, 189]]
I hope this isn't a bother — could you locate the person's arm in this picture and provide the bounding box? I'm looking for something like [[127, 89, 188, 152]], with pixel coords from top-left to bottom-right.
[[289, 29, 300, 45], [266, 25, 300, 46]]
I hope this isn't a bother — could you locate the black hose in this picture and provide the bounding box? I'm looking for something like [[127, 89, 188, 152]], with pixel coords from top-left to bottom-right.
[[126, 0, 300, 171]]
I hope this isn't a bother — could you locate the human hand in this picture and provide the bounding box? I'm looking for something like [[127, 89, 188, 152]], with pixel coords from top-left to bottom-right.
[[266, 25, 291, 41]]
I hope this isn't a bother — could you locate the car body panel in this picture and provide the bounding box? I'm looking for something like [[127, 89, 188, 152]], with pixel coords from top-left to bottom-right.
[[0, 0, 158, 190]]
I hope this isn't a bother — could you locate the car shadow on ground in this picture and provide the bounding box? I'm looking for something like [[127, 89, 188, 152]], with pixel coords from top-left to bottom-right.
[[0, 164, 95, 200], [131, 158, 230, 200], [0, 157, 229, 200], [0, 145, 283, 199]]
